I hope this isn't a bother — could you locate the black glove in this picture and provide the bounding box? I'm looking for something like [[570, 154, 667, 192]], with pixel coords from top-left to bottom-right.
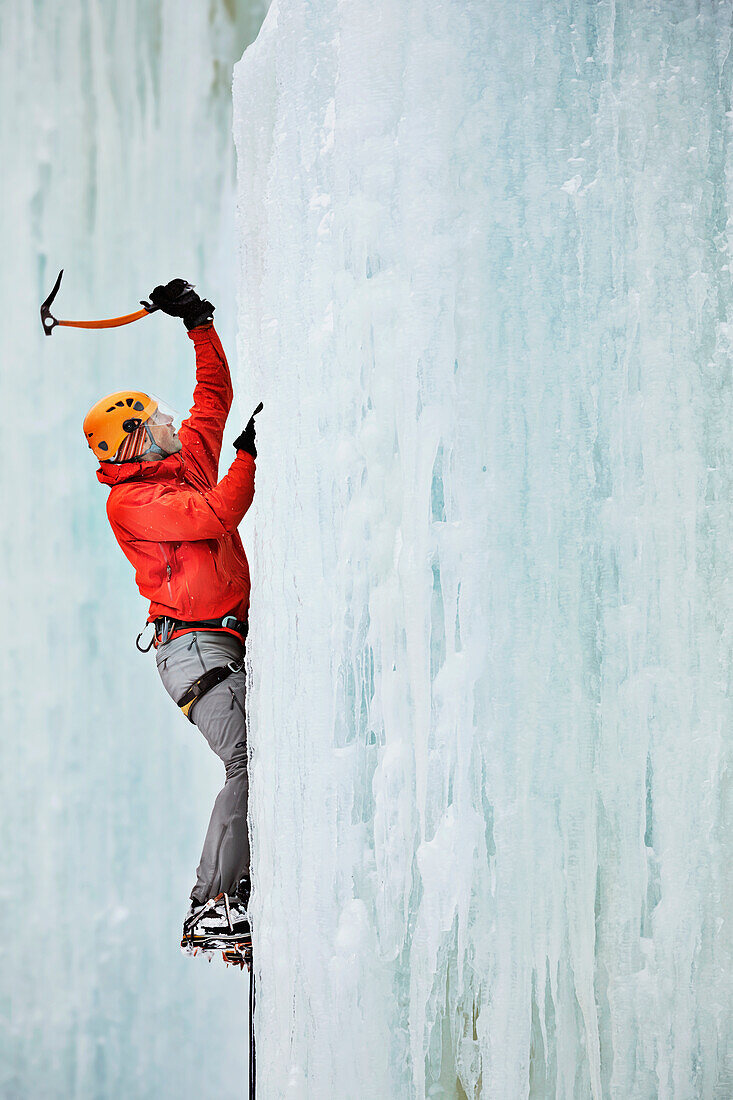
[[141, 279, 215, 331], [233, 402, 263, 458]]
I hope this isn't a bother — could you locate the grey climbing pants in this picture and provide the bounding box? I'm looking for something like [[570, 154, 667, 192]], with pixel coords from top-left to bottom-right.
[[156, 630, 249, 906]]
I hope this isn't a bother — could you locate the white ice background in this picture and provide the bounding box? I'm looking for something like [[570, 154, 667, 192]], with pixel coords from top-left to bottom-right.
[[235, 1, 733, 1097], [0, 3, 266, 1096]]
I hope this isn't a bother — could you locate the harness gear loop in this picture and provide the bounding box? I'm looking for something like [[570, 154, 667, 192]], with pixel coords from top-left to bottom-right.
[[177, 664, 236, 722]]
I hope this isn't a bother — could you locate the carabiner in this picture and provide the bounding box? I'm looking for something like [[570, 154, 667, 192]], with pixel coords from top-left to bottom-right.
[[136, 622, 156, 653]]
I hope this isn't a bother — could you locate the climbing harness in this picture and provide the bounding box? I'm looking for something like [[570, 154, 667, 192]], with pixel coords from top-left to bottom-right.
[[176, 663, 239, 721], [136, 611, 247, 653], [154, 612, 248, 647], [143, 611, 248, 721]]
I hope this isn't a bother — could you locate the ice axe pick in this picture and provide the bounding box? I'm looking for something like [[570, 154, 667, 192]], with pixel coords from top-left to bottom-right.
[[40, 269, 159, 336]]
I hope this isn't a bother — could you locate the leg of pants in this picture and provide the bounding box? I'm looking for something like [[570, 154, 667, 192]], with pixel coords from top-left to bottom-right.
[[156, 630, 250, 905]]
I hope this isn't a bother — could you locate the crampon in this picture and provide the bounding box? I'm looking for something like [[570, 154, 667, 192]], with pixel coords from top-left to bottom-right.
[[182, 929, 252, 970]]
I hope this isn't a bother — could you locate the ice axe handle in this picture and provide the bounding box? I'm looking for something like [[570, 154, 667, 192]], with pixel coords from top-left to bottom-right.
[[56, 307, 157, 331]]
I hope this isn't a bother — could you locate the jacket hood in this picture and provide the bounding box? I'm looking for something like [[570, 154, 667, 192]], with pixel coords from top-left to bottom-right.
[[96, 452, 183, 488]]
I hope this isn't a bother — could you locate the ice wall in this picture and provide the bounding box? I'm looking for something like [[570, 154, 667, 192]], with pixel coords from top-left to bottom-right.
[[0, 3, 266, 1097], [234, 1, 733, 1096]]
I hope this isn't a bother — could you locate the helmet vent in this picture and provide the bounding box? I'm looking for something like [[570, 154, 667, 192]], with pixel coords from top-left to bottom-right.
[[98, 441, 109, 452], [133, 400, 145, 411]]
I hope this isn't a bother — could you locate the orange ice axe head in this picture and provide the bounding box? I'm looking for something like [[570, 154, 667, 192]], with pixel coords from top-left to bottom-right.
[[40, 269, 159, 336]]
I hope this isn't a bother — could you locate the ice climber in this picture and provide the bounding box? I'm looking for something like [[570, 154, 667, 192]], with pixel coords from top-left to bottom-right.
[[83, 279, 260, 964]]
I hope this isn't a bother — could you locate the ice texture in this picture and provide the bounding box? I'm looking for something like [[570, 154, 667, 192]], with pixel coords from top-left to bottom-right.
[[234, 1, 733, 1096], [0, 3, 266, 1097]]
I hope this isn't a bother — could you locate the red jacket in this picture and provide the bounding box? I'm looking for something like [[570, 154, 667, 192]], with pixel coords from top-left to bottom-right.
[[97, 325, 256, 628]]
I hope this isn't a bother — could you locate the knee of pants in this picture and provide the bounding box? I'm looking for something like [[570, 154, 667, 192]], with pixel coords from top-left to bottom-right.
[[225, 751, 248, 782]]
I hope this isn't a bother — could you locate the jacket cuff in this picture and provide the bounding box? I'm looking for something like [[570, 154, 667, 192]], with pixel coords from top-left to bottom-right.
[[187, 323, 216, 341], [236, 449, 256, 470]]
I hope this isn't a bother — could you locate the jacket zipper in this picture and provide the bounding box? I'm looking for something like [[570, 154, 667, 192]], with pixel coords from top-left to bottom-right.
[[161, 546, 173, 592], [167, 542, 195, 612]]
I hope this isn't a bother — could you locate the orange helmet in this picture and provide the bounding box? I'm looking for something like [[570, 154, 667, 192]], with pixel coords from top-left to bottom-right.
[[83, 391, 157, 460]]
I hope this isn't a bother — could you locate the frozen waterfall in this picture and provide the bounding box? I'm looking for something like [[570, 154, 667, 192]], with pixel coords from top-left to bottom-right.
[[234, 1, 733, 1097]]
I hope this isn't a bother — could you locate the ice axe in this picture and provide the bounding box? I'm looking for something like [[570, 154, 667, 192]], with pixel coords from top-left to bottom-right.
[[40, 269, 159, 336]]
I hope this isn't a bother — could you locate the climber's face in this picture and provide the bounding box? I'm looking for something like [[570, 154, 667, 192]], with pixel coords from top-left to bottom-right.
[[147, 408, 182, 456]]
